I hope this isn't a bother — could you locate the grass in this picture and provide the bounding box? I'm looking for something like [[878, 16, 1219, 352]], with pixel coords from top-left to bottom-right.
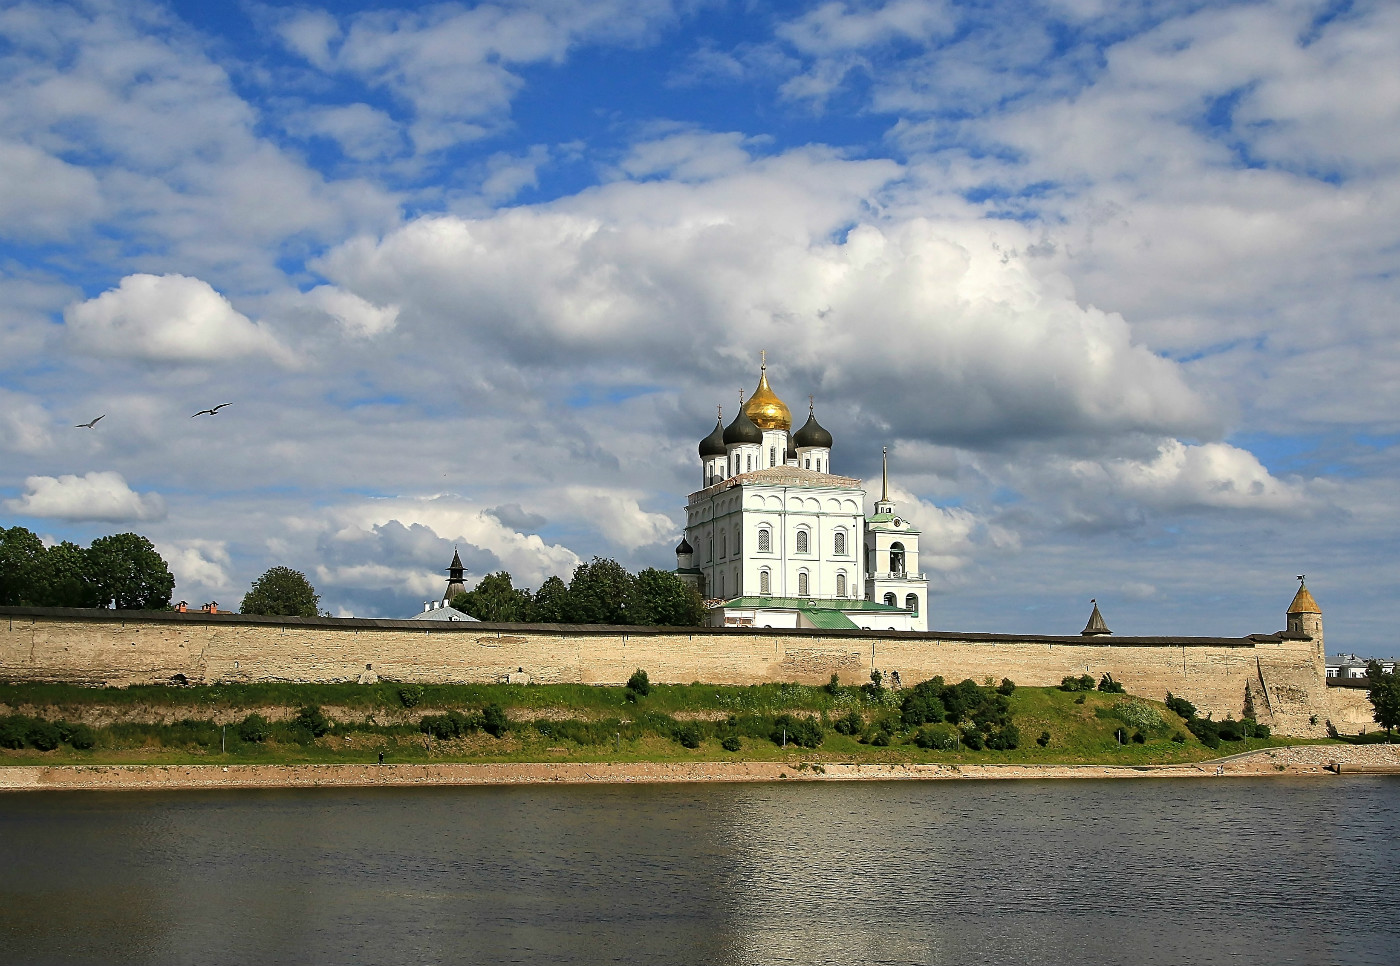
[[0, 679, 1325, 767]]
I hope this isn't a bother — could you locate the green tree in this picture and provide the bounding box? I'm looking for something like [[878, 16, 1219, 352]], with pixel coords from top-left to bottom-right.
[[633, 568, 706, 626], [452, 571, 533, 622], [38, 541, 98, 607], [1365, 661, 1400, 734], [85, 533, 174, 610], [240, 566, 320, 617], [563, 557, 636, 624], [531, 575, 570, 622], [0, 527, 47, 605]]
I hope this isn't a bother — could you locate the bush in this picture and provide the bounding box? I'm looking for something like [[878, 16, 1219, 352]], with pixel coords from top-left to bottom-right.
[[398, 685, 425, 708], [1131, 730, 1146, 744], [960, 728, 984, 751], [833, 710, 864, 736], [1216, 718, 1244, 742], [1171, 731, 1187, 743], [482, 703, 510, 737], [914, 723, 960, 750], [676, 723, 703, 749], [1111, 700, 1165, 733], [293, 706, 332, 739], [1074, 695, 1086, 704], [824, 673, 842, 696], [771, 714, 823, 748], [1036, 730, 1051, 748], [721, 735, 742, 752], [626, 669, 651, 697], [26, 720, 61, 751], [870, 731, 891, 746], [1165, 692, 1197, 720], [0, 716, 30, 749], [1061, 674, 1096, 692], [1187, 716, 1222, 748], [997, 678, 1016, 696], [58, 721, 96, 750], [1097, 673, 1126, 694], [420, 711, 475, 740], [236, 714, 270, 743], [985, 724, 1020, 750]]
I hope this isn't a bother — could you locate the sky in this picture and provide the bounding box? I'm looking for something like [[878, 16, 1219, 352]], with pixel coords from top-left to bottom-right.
[[1, 0, 1396, 656]]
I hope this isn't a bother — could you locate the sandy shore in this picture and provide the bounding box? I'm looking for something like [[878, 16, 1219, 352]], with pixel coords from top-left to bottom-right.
[[2, 744, 1398, 792]]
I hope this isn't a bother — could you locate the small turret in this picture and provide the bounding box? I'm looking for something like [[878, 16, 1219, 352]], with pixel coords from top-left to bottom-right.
[[1081, 599, 1111, 636], [1286, 576, 1323, 654], [444, 549, 468, 601]]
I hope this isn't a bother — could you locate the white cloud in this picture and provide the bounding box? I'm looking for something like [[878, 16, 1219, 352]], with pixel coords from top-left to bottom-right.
[[304, 285, 399, 338], [0, 389, 51, 455], [560, 487, 676, 552], [158, 539, 232, 595], [286, 103, 405, 161], [7, 471, 166, 522], [0, 140, 103, 239], [65, 273, 295, 364]]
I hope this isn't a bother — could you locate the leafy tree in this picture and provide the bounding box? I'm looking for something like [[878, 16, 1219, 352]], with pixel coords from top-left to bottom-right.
[[452, 571, 533, 622], [0, 527, 47, 605], [240, 566, 320, 617], [481, 703, 509, 737], [38, 541, 98, 607], [237, 714, 270, 743], [531, 575, 569, 622], [633, 568, 707, 626], [293, 706, 332, 738], [626, 669, 651, 697], [1365, 661, 1400, 734], [85, 533, 175, 610], [563, 557, 636, 625]]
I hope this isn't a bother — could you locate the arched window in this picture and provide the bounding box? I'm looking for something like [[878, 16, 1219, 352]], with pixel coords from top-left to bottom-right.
[[757, 528, 771, 553], [746, 454, 753, 472], [797, 571, 809, 596], [720, 531, 727, 559], [834, 530, 846, 555], [770, 446, 776, 467], [890, 541, 906, 576], [836, 572, 847, 597], [906, 594, 919, 614], [884, 593, 896, 606], [796, 529, 809, 554], [719, 572, 724, 597], [759, 569, 771, 594]]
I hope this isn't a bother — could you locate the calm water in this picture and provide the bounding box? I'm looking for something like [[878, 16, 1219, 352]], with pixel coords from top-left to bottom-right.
[[1, 777, 1397, 966]]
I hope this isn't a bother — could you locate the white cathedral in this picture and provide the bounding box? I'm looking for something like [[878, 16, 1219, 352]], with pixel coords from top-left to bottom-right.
[[675, 356, 928, 632]]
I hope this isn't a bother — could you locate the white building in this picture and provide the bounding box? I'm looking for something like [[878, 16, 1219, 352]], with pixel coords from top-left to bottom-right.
[[676, 356, 927, 632]]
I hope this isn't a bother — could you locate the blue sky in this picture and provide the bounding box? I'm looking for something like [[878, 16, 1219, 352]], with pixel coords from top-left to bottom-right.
[[2, 0, 1398, 656]]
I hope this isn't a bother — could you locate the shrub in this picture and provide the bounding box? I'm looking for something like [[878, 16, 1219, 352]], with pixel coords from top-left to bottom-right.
[[482, 703, 509, 738], [1131, 730, 1146, 744], [0, 716, 30, 749], [833, 710, 864, 736], [1111, 700, 1165, 733], [997, 678, 1016, 696], [1171, 731, 1187, 743], [1097, 673, 1126, 694], [870, 731, 891, 747], [676, 723, 703, 749], [985, 724, 1020, 750], [1165, 692, 1197, 720], [626, 669, 651, 697], [823, 673, 842, 696], [26, 720, 61, 751], [1036, 730, 1051, 748], [1216, 718, 1244, 742], [914, 723, 960, 750], [1061, 674, 1096, 692], [294, 706, 332, 738], [398, 685, 425, 708], [721, 735, 742, 752], [420, 711, 475, 740], [58, 721, 96, 750], [1074, 695, 1086, 704], [236, 714, 270, 743], [960, 728, 984, 751], [771, 714, 823, 748], [1188, 717, 1222, 748]]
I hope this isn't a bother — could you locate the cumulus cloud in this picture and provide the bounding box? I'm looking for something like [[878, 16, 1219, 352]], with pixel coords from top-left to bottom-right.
[[304, 285, 399, 338], [6, 471, 166, 522], [65, 274, 295, 364], [559, 487, 676, 553], [1072, 439, 1307, 512], [158, 539, 232, 595]]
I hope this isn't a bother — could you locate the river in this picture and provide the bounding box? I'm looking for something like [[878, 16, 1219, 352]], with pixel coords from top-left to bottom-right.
[[1, 777, 1396, 965]]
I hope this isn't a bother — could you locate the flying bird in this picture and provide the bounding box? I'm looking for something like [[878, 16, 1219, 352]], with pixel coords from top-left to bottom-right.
[[191, 403, 232, 417], [75, 415, 105, 429]]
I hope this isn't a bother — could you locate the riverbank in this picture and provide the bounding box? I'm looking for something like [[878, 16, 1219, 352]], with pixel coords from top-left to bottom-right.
[[3, 743, 1397, 791]]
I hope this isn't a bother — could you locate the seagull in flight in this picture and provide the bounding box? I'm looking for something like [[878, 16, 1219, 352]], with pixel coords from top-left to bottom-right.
[[191, 403, 232, 417], [74, 415, 105, 429]]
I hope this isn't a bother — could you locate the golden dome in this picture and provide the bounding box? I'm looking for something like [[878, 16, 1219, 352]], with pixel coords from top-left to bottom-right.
[[744, 357, 791, 432]]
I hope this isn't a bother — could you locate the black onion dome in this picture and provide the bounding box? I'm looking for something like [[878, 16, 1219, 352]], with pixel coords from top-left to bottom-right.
[[792, 410, 833, 448], [675, 536, 694, 555], [698, 417, 726, 458], [722, 407, 763, 445]]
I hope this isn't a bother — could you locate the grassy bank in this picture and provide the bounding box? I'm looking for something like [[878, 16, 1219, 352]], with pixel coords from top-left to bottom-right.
[[0, 677, 1320, 767]]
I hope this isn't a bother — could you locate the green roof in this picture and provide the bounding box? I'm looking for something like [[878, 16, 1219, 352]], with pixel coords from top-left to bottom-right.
[[800, 609, 860, 629], [721, 596, 905, 612]]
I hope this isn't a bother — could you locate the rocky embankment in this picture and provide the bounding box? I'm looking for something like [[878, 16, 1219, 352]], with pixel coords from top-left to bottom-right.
[[2, 744, 1398, 792]]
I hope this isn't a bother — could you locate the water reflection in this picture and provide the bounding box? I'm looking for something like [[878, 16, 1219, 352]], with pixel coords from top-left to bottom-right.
[[0, 778, 1396, 965]]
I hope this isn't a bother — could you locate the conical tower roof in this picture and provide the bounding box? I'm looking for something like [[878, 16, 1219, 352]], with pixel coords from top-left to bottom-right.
[[1081, 599, 1111, 636], [743, 353, 791, 432], [1288, 581, 1321, 614]]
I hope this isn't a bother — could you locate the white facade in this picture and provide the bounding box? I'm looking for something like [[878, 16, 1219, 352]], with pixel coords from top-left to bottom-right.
[[678, 358, 928, 632]]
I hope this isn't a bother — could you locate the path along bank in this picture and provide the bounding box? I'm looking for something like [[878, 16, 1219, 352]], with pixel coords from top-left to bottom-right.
[[2, 744, 1398, 792]]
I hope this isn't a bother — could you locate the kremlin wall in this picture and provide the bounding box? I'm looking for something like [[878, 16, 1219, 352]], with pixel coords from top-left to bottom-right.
[[0, 584, 1373, 737]]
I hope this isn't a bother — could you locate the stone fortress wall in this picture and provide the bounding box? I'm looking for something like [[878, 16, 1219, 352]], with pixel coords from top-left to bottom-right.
[[0, 606, 1372, 737]]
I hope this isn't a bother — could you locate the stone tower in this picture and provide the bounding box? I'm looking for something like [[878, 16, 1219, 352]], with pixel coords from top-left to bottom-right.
[[1286, 577, 1323, 657], [444, 549, 468, 602]]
